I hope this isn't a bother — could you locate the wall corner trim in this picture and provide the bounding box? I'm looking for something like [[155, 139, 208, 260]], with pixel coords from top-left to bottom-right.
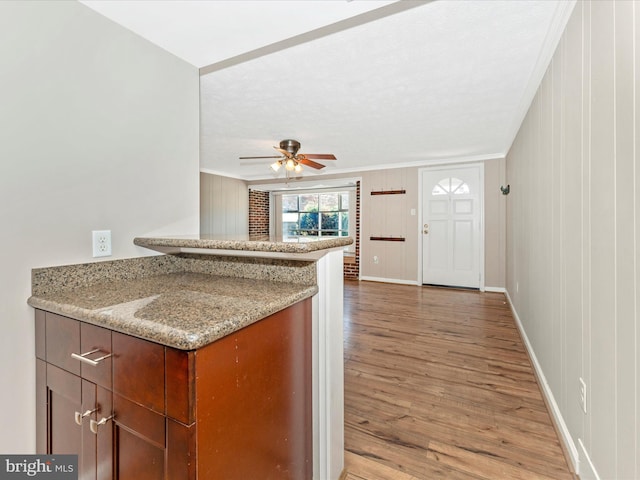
[[504, 290, 580, 476]]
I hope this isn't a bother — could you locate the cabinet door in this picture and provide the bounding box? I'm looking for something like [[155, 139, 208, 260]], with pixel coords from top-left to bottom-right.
[[46, 365, 95, 480], [95, 385, 113, 480], [113, 394, 165, 480]]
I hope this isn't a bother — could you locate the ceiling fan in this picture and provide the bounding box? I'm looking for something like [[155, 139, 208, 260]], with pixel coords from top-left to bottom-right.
[[239, 139, 336, 174]]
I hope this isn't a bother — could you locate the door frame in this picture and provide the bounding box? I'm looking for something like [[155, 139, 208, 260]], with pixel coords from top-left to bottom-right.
[[418, 163, 485, 291]]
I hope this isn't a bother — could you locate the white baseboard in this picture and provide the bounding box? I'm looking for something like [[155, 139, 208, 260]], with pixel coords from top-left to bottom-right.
[[578, 439, 601, 480], [504, 290, 581, 476], [359, 276, 419, 286], [359, 278, 507, 292], [484, 286, 506, 293]]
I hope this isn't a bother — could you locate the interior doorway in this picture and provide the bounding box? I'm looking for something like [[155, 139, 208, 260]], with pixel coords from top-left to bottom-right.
[[420, 164, 483, 289]]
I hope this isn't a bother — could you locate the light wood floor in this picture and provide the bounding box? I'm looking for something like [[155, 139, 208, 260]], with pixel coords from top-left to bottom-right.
[[341, 280, 576, 480]]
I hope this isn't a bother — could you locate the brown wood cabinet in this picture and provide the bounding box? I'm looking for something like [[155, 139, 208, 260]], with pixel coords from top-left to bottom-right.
[[35, 298, 312, 480]]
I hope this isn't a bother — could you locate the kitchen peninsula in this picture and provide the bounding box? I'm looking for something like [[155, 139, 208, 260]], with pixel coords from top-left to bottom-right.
[[28, 234, 352, 480]]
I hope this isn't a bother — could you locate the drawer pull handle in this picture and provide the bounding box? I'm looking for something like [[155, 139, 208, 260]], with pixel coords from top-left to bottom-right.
[[74, 408, 98, 426], [90, 414, 114, 434], [71, 349, 112, 367]]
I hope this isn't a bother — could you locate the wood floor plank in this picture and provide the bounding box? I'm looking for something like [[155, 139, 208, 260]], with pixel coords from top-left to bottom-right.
[[342, 281, 575, 480]]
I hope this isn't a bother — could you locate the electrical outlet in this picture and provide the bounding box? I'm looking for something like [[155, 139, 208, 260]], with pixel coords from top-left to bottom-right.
[[92, 230, 112, 258], [579, 377, 587, 414], [373, 256, 379, 264]]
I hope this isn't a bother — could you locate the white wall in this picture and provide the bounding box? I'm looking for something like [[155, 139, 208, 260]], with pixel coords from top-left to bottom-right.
[[0, 1, 200, 452], [506, 1, 639, 478]]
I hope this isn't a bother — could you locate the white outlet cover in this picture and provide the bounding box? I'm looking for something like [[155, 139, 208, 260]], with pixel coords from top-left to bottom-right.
[[579, 377, 587, 414], [92, 230, 112, 258]]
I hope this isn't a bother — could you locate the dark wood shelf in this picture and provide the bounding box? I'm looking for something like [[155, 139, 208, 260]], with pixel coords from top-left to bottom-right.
[[370, 189, 406, 196], [369, 236, 405, 242]]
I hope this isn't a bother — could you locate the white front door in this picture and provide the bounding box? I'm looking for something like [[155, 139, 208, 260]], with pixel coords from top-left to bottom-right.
[[421, 165, 482, 288]]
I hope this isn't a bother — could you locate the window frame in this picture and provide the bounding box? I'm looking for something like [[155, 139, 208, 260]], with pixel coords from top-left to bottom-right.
[[273, 187, 356, 252]]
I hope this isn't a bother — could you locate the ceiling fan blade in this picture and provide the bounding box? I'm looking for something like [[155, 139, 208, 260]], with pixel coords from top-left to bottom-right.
[[301, 153, 336, 160], [299, 158, 326, 169], [273, 146, 293, 158], [238, 155, 283, 159]]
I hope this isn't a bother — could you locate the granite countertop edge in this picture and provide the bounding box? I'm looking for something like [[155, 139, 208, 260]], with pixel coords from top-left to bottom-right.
[[133, 236, 353, 253], [28, 284, 318, 350]]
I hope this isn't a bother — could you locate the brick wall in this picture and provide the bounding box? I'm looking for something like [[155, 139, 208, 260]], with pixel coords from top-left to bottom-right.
[[343, 181, 360, 280], [248, 185, 360, 279], [248, 189, 270, 236]]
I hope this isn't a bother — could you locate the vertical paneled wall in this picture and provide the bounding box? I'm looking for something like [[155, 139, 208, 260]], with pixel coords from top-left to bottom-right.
[[359, 161, 505, 288], [361, 168, 419, 283], [506, 2, 639, 478], [200, 173, 249, 236]]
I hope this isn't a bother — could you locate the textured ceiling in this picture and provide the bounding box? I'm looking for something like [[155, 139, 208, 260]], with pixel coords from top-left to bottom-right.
[[81, 0, 575, 181]]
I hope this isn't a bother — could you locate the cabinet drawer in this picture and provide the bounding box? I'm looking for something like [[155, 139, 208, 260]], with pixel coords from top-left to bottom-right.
[[44, 312, 113, 387], [45, 313, 80, 375], [80, 323, 112, 389], [113, 332, 165, 414]]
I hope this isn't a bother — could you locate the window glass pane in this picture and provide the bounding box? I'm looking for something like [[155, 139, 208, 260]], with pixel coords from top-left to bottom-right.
[[432, 185, 447, 195], [299, 194, 318, 212], [451, 178, 469, 195], [282, 212, 298, 223], [319, 193, 339, 212], [340, 192, 349, 209], [282, 195, 299, 212], [299, 212, 319, 231], [321, 231, 338, 237], [340, 212, 349, 231], [450, 177, 463, 192], [283, 222, 299, 236], [321, 212, 339, 230]]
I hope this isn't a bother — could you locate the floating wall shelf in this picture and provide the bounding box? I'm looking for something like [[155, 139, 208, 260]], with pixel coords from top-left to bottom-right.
[[370, 189, 406, 196], [370, 236, 406, 242]]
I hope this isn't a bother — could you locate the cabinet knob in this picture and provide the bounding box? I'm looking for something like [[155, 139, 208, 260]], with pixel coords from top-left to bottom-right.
[[71, 348, 112, 367], [90, 414, 115, 434]]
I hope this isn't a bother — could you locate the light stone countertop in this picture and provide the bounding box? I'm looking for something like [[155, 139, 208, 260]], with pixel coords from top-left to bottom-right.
[[134, 233, 353, 255], [28, 254, 318, 350]]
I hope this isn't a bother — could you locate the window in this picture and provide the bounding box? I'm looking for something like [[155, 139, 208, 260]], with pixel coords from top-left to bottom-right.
[[432, 177, 470, 196], [281, 191, 350, 239]]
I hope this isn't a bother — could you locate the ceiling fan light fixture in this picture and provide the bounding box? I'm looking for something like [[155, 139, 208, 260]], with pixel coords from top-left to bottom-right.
[[270, 161, 282, 172], [240, 139, 336, 177]]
